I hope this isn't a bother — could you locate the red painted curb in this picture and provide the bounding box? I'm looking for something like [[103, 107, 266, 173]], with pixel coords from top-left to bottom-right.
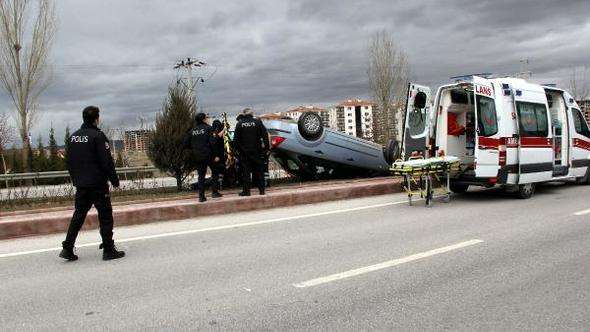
[[0, 178, 401, 240]]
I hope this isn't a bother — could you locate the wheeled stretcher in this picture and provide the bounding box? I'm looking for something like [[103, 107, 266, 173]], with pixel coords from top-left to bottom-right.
[[390, 156, 461, 206]]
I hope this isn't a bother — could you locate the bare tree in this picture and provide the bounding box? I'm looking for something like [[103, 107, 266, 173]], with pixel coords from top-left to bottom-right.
[[0, 112, 15, 186], [570, 66, 589, 101], [0, 0, 56, 172], [368, 30, 410, 144]]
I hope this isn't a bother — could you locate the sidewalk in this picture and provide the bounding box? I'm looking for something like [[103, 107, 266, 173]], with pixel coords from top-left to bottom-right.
[[0, 177, 401, 240]]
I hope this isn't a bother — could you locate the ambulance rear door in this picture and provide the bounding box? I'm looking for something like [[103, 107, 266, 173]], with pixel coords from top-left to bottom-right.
[[402, 83, 431, 160], [473, 76, 501, 178]]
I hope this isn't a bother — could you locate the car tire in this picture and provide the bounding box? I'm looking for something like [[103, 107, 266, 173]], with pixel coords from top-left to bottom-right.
[[384, 139, 401, 164], [298, 112, 324, 141], [449, 182, 469, 194], [516, 183, 535, 199]]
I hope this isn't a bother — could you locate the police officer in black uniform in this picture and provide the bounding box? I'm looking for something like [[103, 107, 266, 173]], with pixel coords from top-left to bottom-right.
[[184, 113, 218, 202], [211, 120, 226, 194], [60, 106, 125, 261], [233, 108, 269, 196]]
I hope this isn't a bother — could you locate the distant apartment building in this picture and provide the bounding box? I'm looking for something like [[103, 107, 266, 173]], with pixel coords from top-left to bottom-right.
[[330, 99, 374, 140], [124, 130, 151, 152], [578, 99, 590, 122], [284, 106, 331, 128]]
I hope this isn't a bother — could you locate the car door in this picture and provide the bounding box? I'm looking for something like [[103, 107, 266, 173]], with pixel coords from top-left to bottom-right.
[[472, 76, 501, 178], [402, 83, 431, 160]]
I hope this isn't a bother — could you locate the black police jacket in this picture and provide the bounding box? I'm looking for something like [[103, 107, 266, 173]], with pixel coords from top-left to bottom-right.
[[184, 122, 215, 162], [233, 114, 269, 156], [66, 123, 120, 188]]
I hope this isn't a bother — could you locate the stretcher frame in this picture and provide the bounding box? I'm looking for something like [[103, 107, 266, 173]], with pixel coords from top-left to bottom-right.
[[390, 156, 461, 207]]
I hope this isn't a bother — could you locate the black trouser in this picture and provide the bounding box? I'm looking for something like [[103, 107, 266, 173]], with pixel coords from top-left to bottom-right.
[[64, 186, 114, 248], [241, 153, 264, 193], [196, 161, 220, 196], [211, 159, 225, 191]]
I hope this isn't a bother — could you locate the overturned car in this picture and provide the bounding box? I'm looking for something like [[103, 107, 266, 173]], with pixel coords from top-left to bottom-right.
[[263, 112, 398, 179]]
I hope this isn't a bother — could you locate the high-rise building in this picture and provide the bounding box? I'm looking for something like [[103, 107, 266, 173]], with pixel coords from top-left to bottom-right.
[[124, 130, 151, 152], [330, 99, 374, 140]]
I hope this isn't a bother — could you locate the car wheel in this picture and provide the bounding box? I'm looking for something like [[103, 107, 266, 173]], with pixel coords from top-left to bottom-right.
[[298, 112, 324, 141], [384, 139, 401, 164], [517, 183, 535, 199], [449, 182, 469, 194]]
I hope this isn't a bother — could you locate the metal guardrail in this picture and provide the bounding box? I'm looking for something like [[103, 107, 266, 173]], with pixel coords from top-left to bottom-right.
[[0, 166, 159, 181]]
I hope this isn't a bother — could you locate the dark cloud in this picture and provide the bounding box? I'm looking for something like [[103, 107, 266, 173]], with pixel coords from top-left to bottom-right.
[[0, 0, 588, 143]]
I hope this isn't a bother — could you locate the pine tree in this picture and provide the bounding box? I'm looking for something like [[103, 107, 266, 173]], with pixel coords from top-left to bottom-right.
[[33, 135, 48, 172], [63, 125, 71, 164], [10, 145, 22, 173], [115, 150, 125, 167], [147, 83, 198, 190], [48, 126, 63, 170]]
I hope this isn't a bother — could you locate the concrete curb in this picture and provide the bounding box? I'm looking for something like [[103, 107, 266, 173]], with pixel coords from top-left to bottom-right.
[[0, 178, 401, 240]]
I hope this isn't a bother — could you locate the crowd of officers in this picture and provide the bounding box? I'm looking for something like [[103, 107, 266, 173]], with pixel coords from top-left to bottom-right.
[[59, 106, 270, 261], [184, 108, 270, 202]]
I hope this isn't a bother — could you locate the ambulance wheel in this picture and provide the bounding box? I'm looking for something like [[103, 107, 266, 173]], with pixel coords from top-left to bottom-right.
[[575, 168, 590, 185], [517, 183, 535, 199], [449, 183, 469, 194]]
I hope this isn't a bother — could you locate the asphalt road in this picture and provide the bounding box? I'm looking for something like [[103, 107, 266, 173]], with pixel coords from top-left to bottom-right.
[[1, 182, 589, 331]]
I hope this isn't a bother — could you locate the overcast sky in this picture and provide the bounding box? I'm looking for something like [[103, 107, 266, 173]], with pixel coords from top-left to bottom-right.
[[1, 0, 589, 144]]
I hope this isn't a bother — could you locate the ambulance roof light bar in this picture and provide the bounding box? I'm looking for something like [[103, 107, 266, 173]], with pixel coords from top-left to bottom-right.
[[449, 73, 493, 83]]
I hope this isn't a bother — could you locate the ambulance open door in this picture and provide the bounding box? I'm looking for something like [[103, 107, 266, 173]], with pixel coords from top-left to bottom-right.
[[402, 83, 431, 160]]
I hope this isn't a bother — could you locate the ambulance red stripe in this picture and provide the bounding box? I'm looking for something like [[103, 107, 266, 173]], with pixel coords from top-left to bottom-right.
[[520, 137, 552, 148], [573, 138, 590, 151]]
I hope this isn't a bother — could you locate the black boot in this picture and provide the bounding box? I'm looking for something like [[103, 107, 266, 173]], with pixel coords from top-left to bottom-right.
[[211, 191, 223, 198], [59, 242, 78, 261], [199, 192, 207, 202], [259, 187, 265, 195], [100, 243, 125, 261], [238, 191, 250, 196]]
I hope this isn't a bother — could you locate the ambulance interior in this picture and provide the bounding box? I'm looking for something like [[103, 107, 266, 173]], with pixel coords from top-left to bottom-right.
[[436, 86, 477, 168]]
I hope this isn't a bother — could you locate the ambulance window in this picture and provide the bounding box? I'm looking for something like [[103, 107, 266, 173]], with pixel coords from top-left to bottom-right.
[[516, 102, 549, 137], [476, 95, 498, 136], [451, 90, 468, 104], [408, 91, 428, 136], [572, 108, 590, 138], [408, 107, 426, 136]]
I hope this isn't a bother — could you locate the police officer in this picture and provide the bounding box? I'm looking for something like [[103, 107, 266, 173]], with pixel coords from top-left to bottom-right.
[[60, 106, 125, 261], [184, 113, 218, 202], [233, 108, 269, 196], [211, 120, 226, 195]]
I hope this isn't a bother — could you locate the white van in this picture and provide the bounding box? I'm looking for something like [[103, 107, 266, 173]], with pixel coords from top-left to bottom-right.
[[402, 75, 590, 198]]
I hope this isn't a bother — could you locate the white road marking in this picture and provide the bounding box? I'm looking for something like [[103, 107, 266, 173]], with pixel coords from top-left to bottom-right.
[[0, 199, 413, 259], [573, 208, 590, 216], [293, 239, 484, 288]]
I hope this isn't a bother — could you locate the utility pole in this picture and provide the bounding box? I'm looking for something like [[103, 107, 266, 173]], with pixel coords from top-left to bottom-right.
[[174, 57, 206, 97], [518, 58, 532, 79]]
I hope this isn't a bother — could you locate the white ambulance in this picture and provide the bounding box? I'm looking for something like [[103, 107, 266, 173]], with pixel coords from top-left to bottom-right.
[[402, 75, 590, 198]]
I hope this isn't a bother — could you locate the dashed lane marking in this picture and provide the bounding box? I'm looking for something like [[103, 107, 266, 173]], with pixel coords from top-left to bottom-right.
[[293, 239, 484, 288]]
